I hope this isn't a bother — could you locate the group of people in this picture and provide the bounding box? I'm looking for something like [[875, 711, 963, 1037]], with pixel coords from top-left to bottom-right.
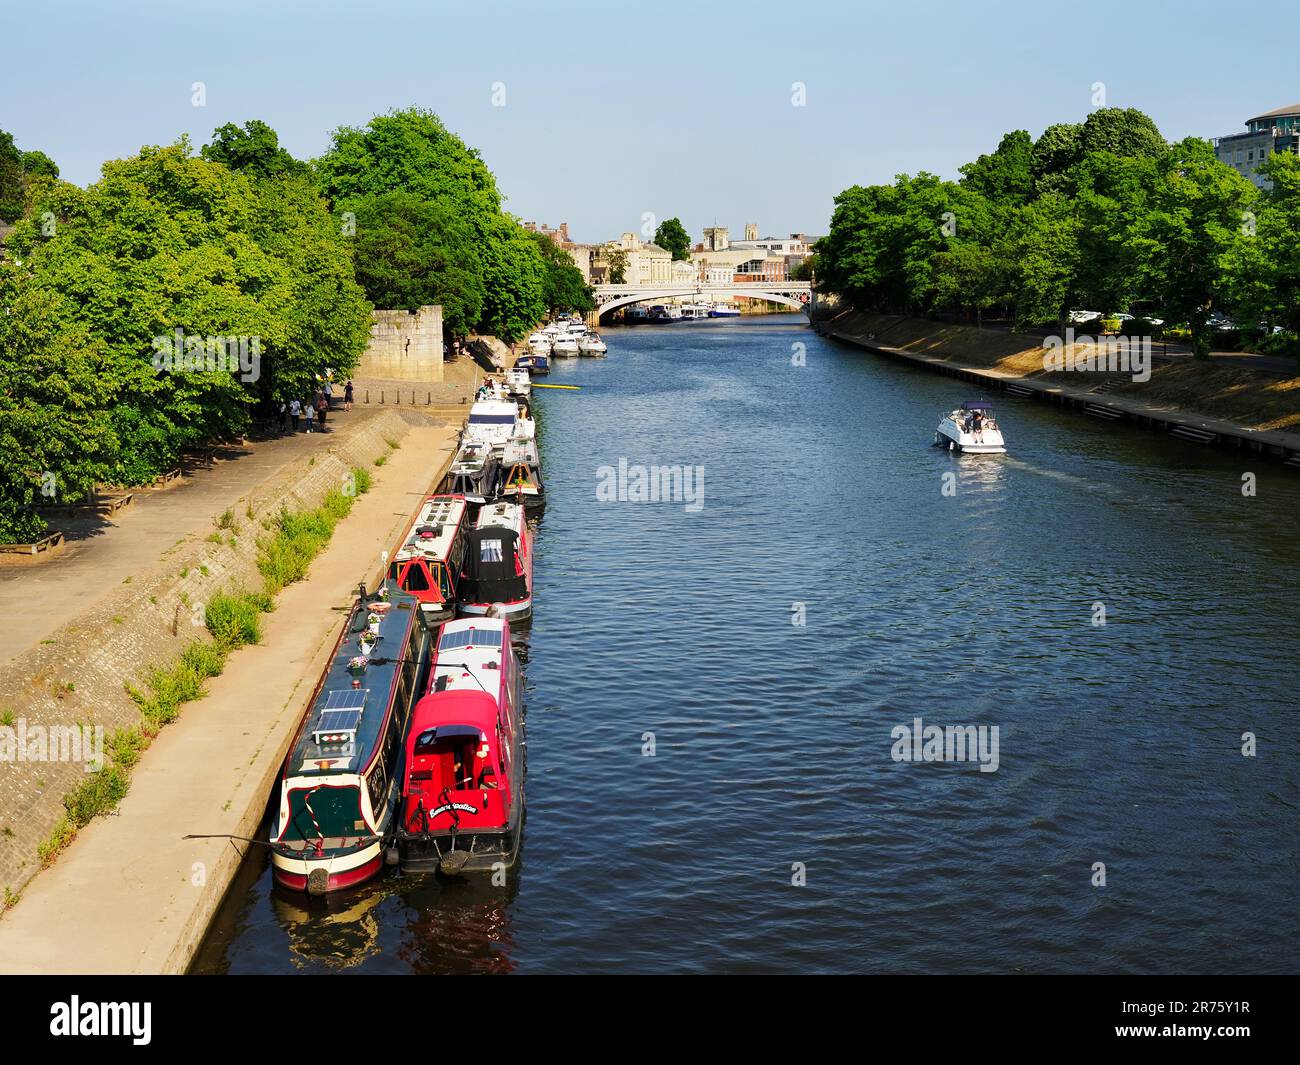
[[276, 377, 355, 434], [962, 409, 998, 441]]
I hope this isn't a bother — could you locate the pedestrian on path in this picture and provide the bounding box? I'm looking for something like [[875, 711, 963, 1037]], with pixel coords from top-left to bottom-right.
[[304, 400, 315, 433], [277, 401, 288, 434], [289, 398, 301, 432], [315, 390, 329, 431], [344, 380, 354, 411]]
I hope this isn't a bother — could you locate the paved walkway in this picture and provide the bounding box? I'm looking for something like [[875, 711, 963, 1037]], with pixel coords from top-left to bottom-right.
[[0, 410, 385, 664], [0, 422, 458, 974]]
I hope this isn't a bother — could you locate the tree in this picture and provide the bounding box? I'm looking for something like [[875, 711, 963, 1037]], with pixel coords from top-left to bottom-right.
[[960, 130, 1034, 206], [1079, 107, 1167, 161], [606, 248, 628, 285], [1222, 150, 1300, 341], [348, 190, 485, 336], [654, 217, 691, 261], [0, 264, 117, 541], [201, 120, 307, 179], [1129, 137, 1257, 356], [528, 231, 594, 314], [1030, 122, 1083, 194], [0, 130, 25, 222], [20, 150, 58, 179], [478, 217, 546, 342], [9, 140, 371, 484]]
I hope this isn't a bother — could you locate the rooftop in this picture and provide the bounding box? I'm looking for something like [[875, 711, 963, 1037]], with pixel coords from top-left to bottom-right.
[[1247, 103, 1300, 123]]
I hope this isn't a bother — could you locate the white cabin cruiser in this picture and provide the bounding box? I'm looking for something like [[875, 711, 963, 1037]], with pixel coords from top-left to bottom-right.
[[503, 367, 531, 397], [935, 401, 1006, 454], [578, 333, 607, 356], [464, 399, 522, 454], [551, 334, 580, 357]]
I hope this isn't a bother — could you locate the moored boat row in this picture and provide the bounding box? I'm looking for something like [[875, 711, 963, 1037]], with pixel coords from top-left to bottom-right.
[[270, 386, 547, 895]]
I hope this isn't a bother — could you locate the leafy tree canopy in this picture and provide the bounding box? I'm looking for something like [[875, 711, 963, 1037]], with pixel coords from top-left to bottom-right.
[[654, 217, 692, 261]]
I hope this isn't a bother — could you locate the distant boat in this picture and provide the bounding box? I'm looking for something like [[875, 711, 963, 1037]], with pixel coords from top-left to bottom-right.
[[578, 332, 607, 356], [708, 305, 740, 318], [551, 334, 580, 357]]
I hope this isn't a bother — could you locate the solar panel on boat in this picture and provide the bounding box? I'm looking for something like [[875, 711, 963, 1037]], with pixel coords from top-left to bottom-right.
[[313, 689, 367, 744], [438, 627, 503, 651]]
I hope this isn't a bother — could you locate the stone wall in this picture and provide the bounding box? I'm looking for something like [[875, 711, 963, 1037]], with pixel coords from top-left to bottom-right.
[[357, 306, 444, 383], [0, 410, 419, 900]]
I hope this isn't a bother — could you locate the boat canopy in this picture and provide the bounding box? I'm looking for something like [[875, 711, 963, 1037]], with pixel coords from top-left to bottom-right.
[[962, 401, 995, 411], [460, 526, 527, 604]]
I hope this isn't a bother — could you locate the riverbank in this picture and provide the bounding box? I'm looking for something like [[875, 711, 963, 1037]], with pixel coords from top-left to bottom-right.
[[0, 416, 461, 973], [817, 309, 1300, 464]]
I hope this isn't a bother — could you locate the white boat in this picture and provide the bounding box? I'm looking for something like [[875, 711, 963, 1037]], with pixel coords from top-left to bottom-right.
[[464, 398, 522, 453], [565, 320, 588, 336], [526, 332, 552, 352], [935, 402, 1007, 454], [503, 367, 531, 397], [578, 333, 607, 356], [551, 335, 580, 357]]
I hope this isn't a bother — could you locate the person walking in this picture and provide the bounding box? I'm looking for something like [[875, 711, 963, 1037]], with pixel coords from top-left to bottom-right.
[[277, 401, 288, 434], [344, 379, 354, 411], [315, 389, 329, 431], [289, 397, 301, 432], [304, 399, 315, 434]]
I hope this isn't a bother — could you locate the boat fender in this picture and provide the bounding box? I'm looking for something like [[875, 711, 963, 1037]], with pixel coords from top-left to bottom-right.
[[384, 846, 400, 866], [307, 868, 330, 896]]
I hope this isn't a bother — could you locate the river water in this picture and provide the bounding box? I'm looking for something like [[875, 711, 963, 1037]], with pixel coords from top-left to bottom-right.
[[194, 314, 1300, 974]]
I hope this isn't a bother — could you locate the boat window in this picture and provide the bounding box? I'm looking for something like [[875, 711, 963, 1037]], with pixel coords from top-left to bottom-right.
[[439, 627, 503, 651], [469, 414, 515, 425], [480, 538, 503, 563]]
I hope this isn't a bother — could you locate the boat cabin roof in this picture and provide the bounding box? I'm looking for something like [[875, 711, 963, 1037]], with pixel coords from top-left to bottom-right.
[[962, 401, 995, 411], [428, 618, 509, 702], [394, 495, 466, 564], [501, 437, 539, 466], [475, 500, 525, 533], [287, 590, 421, 777]]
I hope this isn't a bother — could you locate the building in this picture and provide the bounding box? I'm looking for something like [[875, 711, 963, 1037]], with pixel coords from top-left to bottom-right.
[[1213, 104, 1300, 189], [701, 226, 730, 251], [592, 233, 674, 286]]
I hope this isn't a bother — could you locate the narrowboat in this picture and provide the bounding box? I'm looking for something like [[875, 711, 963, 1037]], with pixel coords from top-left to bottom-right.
[[458, 501, 532, 622], [445, 440, 499, 506], [935, 401, 1007, 454], [388, 495, 469, 623], [393, 617, 525, 875], [270, 583, 432, 896], [497, 436, 545, 513]]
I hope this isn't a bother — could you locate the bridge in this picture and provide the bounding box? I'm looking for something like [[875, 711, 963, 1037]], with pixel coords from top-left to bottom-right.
[[592, 280, 812, 321]]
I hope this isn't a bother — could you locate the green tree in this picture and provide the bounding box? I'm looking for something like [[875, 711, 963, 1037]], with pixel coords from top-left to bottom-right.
[[1222, 150, 1300, 341], [10, 141, 370, 483], [606, 248, 628, 284], [528, 231, 594, 314], [960, 130, 1034, 206], [654, 217, 691, 261], [0, 130, 24, 222], [201, 120, 307, 179], [348, 190, 485, 336], [20, 149, 59, 179], [1129, 137, 1257, 356], [0, 263, 117, 541], [478, 217, 546, 342]]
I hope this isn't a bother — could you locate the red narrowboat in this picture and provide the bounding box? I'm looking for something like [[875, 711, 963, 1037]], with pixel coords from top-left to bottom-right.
[[388, 495, 469, 624], [394, 617, 525, 875]]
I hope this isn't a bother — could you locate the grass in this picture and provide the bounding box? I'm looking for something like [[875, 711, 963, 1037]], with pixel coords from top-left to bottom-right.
[[373, 454, 388, 467], [34, 468, 375, 867], [215, 508, 238, 531]]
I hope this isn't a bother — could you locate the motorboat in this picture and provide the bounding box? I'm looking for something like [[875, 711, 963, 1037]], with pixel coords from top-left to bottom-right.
[[270, 582, 431, 895], [578, 333, 607, 356], [464, 398, 521, 453], [388, 495, 469, 623], [503, 367, 531, 398], [707, 305, 740, 318], [551, 334, 580, 357], [393, 616, 525, 876], [458, 500, 532, 622], [627, 306, 650, 323], [516, 350, 550, 375], [935, 401, 1007, 454], [565, 320, 588, 336], [497, 435, 545, 513], [444, 439, 499, 507], [647, 304, 682, 322]]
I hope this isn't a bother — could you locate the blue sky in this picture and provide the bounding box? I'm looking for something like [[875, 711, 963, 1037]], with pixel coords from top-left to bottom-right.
[[2, 0, 1293, 244]]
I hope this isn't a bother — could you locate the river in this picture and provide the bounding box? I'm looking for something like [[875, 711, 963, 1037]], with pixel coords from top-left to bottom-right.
[[194, 313, 1300, 974]]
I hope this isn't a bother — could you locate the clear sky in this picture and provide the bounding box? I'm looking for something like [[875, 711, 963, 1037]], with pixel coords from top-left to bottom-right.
[[2, 0, 1293, 245]]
